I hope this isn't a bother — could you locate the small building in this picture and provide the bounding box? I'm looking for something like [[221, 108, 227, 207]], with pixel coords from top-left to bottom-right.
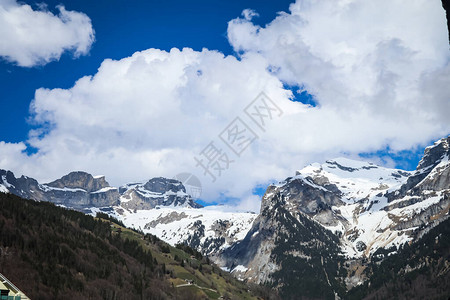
[[0, 273, 30, 300]]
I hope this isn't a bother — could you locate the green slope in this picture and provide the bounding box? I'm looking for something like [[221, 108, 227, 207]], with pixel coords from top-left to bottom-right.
[[0, 192, 260, 300]]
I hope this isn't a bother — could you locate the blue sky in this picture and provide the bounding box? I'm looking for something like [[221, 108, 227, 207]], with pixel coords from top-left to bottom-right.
[[0, 0, 448, 210], [0, 0, 292, 143]]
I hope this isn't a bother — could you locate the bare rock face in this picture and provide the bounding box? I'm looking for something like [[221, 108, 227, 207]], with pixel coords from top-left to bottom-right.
[[0, 170, 120, 208], [42, 172, 120, 208], [220, 192, 345, 298], [119, 177, 202, 210], [262, 176, 343, 228], [143, 177, 185, 194], [46, 171, 109, 192], [89, 187, 120, 207], [0, 170, 45, 200], [144, 211, 188, 228], [388, 136, 450, 201]]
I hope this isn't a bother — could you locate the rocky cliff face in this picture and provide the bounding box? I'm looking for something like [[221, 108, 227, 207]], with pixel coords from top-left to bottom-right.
[[0, 170, 120, 208], [119, 177, 202, 210], [46, 171, 110, 192], [0, 171, 204, 210], [43, 172, 120, 207], [220, 192, 345, 296], [0, 169, 43, 199], [388, 136, 450, 201]]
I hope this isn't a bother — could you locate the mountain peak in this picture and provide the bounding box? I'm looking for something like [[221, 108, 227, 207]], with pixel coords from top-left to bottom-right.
[[297, 157, 409, 186], [387, 136, 450, 201], [46, 171, 110, 193], [326, 157, 377, 171], [417, 136, 450, 171], [143, 177, 186, 194], [119, 177, 202, 209]]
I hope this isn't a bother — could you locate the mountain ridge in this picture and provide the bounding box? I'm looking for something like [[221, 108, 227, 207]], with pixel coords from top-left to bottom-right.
[[214, 136, 450, 298], [1, 135, 449, 299], [0, 170, 201, 210]]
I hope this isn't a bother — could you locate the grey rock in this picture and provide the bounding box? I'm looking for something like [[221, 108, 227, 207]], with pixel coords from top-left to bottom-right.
[[356, 241, 367, 252], [0, 169, 119, 208], [120, 177, 202, 210], [0, 169, 45, 200], [46, 171, 109, 192], [144, 211, 188, 229], [387, 136, 450, 201], [143, 177, 185, 194], [220, 192, 343, 291]]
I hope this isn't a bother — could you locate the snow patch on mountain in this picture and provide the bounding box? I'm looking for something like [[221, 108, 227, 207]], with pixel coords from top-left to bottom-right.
[[0, 184, 8, 193], [118, 206, 257, 254], [268, 150, 449, 259], [91, 186, 118, 193], [1, 175, 14, 189], [39, 185, 87, 193], [299, 158, 411, 204]]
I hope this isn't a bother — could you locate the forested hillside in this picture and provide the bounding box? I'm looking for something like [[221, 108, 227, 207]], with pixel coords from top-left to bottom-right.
[[0, 193, 264, 300]]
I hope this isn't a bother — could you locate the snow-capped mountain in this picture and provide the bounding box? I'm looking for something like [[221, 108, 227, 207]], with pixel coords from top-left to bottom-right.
[[118, 177, 202, 210], [0, 170, 119, 208], [119, 206, 257, 255], [1, 136, 448, 299], [219, 136, 449, 296], [0, 171, 201, 210], [292, 157, 415, 257], [112, 178, 257, 254], [0, 169, 256, 256]]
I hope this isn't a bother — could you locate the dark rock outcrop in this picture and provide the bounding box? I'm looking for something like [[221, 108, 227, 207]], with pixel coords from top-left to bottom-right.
[[442, 0, 450, 45], [120, 177, 202, 210], [387, 136, 450, 201], [46, 171, 109, 192], [221, 192, 345, 299], [0, 170, 119, 208]]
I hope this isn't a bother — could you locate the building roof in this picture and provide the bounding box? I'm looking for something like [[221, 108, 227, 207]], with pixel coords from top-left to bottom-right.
[[0, 273, 30, 300]]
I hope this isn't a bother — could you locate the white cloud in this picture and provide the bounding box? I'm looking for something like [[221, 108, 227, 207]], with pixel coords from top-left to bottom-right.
[[241, 9, 259, 21], [0, 0, 94, 67], [0, 0, 449, 204], [2, 48, 300, 200], [227, 0, 450, 147], [206, 194, 262, 213], [0, 141, 26, 167]]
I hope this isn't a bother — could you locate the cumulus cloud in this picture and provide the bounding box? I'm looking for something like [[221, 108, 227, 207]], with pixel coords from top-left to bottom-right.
[[0, 0, 94, 67], [2, 48, 300, 200], [227, 0, 450, 151], [0, 0, 449, 205], [241, 9, 259, 21], [227, 0, 450, 131]]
